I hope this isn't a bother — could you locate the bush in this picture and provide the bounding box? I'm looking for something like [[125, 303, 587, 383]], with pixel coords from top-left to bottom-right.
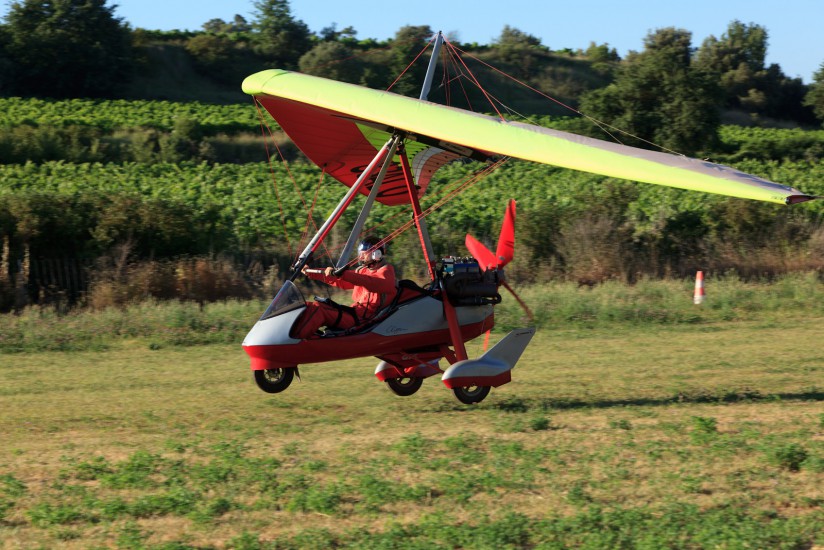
[[87, 255, 255, 309], [767, 443, 809, 472]]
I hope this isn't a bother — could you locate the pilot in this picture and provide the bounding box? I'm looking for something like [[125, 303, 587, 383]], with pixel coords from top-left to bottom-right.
[[294, 236, 397, 339]]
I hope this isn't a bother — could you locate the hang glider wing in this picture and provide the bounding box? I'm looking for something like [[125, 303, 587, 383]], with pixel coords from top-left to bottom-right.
[[243, 69, 815, 206]]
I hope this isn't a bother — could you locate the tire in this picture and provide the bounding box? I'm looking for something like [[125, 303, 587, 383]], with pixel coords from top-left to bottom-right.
[[254, 367, 295, 394], [385, 376, 423, 396], [452, 385, 490, 404]]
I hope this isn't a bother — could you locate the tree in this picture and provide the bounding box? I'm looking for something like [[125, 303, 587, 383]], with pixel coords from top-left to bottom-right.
[[299, 41, 362, 84], [202, 15, 251, 34], [804, 61, 824, 125], [185, 33, 244, 81], [187, 34, 233, 64], [1, 0, 134, 98], [578, 28, 721, 156], [694, 20, 811, 122], [493, 25, 547, 79], [585, 42, 620, 76], [757, 65, 812, 123], [387, 25, 434, 96], [694, 21, 769, 112], [0, 25, 13, 96], [318, 23, 357, 42], [202, 18, 228, 33], [251, 0, 312, 69], [694, 20, 767, 76]]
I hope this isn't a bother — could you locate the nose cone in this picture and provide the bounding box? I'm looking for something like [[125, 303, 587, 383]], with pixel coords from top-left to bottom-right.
[[242, 307, 305, 347], [242, 308, 306, 371]]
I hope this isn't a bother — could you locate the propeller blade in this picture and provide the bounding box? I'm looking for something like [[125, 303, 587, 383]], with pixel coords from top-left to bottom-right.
[[495, 199, 516, 267], [465, 234, 498, 270], [501, 279, 534, 324]]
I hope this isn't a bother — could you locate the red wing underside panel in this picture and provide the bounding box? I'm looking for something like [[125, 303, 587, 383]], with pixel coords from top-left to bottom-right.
[[257, 96, 458, 206]]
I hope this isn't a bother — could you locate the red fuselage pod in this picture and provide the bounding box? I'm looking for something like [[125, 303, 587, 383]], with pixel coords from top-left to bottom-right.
[[243, 287, 493, 371]]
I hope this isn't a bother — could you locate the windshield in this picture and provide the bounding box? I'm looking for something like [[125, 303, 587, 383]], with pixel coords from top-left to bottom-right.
[[260, 281, 306, 321]]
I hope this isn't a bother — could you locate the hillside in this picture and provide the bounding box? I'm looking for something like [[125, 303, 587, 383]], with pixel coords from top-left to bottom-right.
[[124, 43, 252, 104], [118, 39, 817, 131], [119, 39, 612, 117]]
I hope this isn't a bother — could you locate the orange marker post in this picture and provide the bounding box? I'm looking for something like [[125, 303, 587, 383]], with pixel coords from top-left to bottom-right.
[[693, 270, 705, 304]]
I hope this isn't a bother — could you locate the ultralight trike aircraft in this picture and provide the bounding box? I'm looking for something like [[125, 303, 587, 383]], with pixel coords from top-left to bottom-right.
[[240, 32, 815, 404]]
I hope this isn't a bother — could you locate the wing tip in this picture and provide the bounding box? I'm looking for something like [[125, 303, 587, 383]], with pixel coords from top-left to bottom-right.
[[786, 194, 818, 205], [242, 69, 290, 96]]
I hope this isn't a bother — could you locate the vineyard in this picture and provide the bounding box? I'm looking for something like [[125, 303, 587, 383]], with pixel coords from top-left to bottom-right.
[[1, 97, 824, 310], [0, 97, 259, 133]]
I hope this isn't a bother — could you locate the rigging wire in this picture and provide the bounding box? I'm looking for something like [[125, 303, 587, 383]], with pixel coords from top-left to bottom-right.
[[445, 40, 687, 156], [440, 39, 506, 121], [254, 98, 333, 265], [300, 168, 335, 266], [386, 35, 436, 93], [440, 45, 476, 111], [253, 98, 294, 259]]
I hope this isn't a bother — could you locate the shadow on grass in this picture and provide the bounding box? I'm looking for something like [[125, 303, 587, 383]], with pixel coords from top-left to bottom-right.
[[462, 388, 824, 413]]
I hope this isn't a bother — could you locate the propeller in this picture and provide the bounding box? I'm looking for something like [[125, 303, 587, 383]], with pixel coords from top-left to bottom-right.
[[465, 199, 516, 270], [464, 200, 534, 336]]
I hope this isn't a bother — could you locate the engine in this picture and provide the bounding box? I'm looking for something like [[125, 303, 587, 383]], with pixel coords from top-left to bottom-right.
[[438, 256, 501, 306]]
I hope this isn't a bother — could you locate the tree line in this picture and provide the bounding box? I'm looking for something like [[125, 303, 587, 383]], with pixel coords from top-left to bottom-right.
[[2, 1, 824, 136]]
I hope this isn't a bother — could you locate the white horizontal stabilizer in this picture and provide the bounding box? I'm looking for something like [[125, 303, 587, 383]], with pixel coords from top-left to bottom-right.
[[480, 327, 536, 369], [442, 327, 536, 386]]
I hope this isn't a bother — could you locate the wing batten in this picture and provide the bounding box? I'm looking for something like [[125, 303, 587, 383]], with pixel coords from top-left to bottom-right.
[[244, 69, 814, 205]]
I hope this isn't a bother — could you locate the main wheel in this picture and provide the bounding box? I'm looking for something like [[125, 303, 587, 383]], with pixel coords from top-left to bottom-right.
[[385, 376, 423, 396], [452, 385, 490, 404], [254, 367, 295, 394]]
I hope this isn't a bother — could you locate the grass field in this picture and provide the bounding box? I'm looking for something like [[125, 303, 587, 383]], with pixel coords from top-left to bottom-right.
[[1, 311, 823, 548]]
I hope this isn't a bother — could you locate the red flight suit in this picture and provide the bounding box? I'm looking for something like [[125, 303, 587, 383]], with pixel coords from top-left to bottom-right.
[[294, 262, 397, 339]]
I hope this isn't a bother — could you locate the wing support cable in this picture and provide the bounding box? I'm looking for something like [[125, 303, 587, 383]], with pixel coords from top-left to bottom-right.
[[253, 97, 334, 261], [299, 167, 335, 266], [444, 41, 685, 154], [253, 97, 294, 258], [387, 34, 438, 93], [440, 38, 506, 121]]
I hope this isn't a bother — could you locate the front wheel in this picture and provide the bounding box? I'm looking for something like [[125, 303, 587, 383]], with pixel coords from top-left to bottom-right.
[[254, 367, 295, 393], [385, 377, 423, 396], [452, 385, 490, 404]]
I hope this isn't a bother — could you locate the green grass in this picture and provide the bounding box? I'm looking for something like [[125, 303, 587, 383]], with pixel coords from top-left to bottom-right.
[[1, 303, 822, 547]]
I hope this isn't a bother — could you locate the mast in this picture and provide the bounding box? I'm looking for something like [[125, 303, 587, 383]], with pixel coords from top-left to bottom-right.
[[420, 31, 444, 101]]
